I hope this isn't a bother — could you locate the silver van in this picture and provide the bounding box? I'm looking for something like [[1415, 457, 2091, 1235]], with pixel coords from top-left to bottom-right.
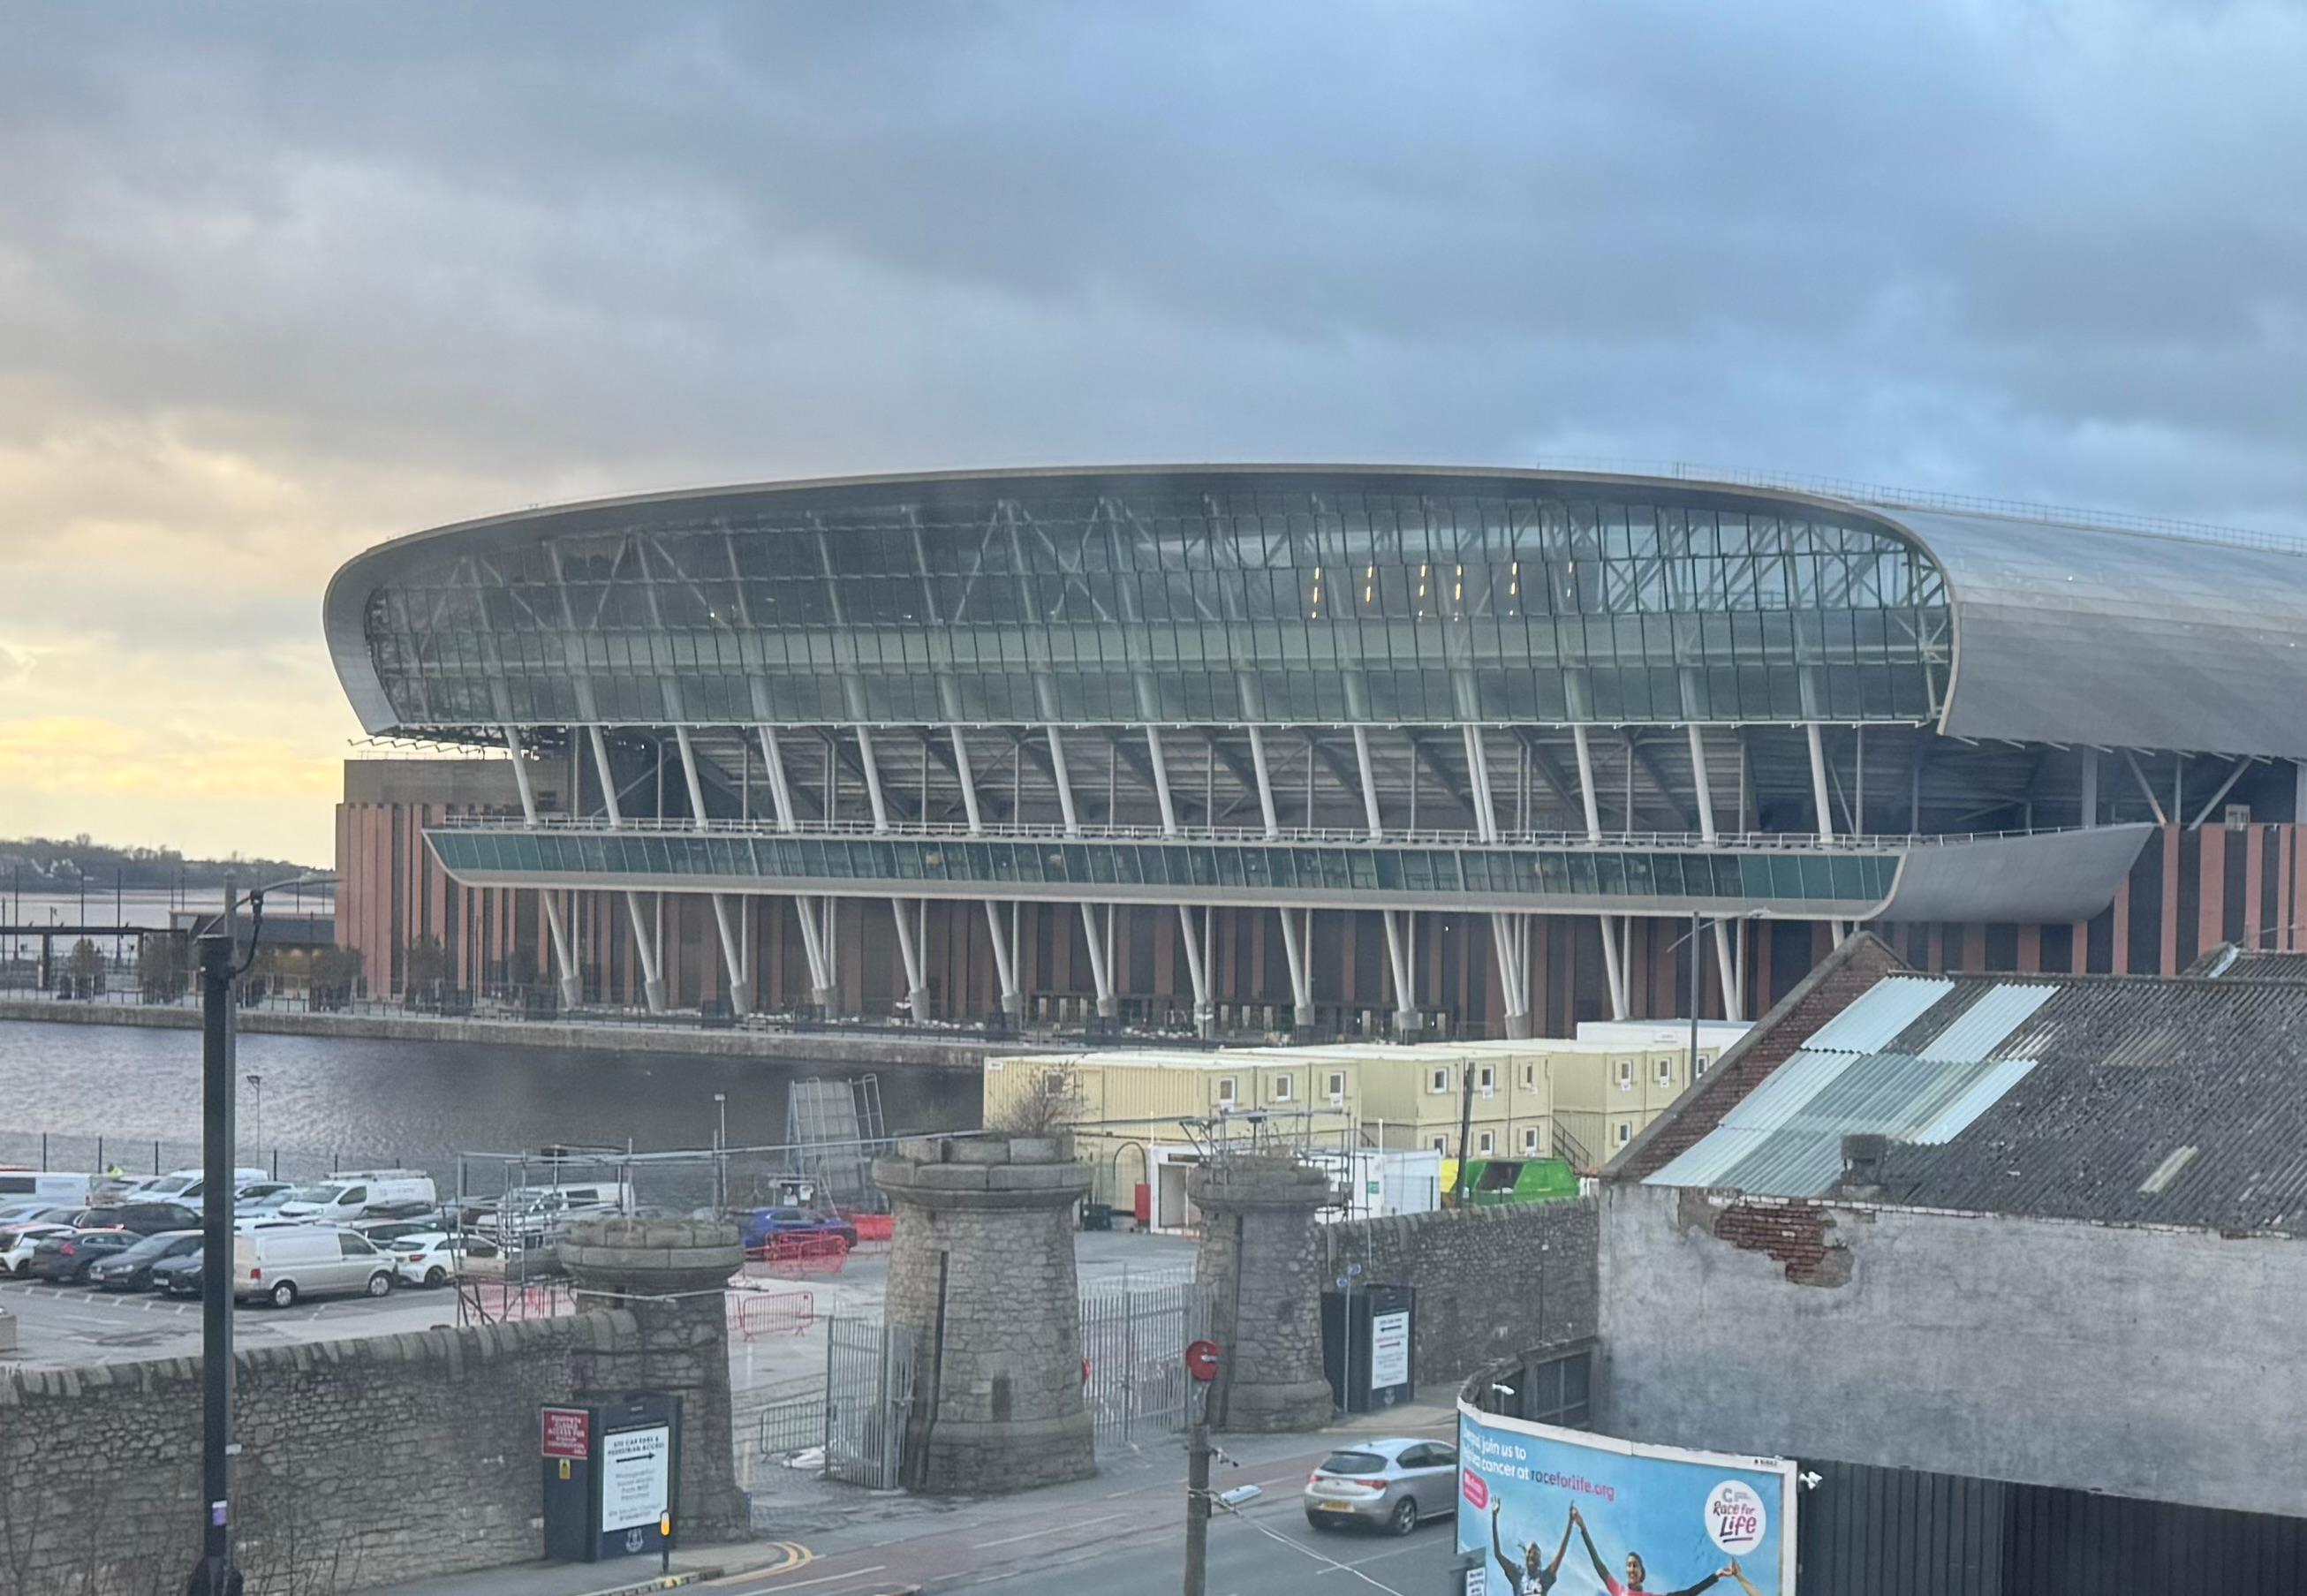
[[233, 1227, 397, 1308]]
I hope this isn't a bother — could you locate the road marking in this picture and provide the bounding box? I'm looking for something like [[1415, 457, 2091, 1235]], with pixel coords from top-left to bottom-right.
[[973, 1510, 1123, 1548], [745, 1563, 885, 1591]]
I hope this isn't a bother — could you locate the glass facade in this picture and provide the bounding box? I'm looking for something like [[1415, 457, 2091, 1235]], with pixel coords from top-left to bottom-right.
[[427, 828, 1901, 911], [361, 479, 1951, 730]]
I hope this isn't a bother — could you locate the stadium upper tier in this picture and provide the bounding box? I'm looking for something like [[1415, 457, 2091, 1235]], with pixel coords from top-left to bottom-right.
[[326, 465, 2307, 760]]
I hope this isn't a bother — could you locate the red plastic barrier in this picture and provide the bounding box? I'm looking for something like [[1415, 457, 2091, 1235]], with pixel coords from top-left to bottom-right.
[[745, 1232, 851, 1276], [731, 1287, 816, 1340], [851, 1214, 894, 1244]]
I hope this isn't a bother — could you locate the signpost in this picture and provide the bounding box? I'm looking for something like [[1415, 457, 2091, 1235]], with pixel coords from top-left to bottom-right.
[[1184, 1340, 1220, 1596], [539, 1393, 684, 1566]]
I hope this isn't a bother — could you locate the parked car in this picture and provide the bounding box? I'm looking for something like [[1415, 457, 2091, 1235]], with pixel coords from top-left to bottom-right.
[[352, 1217, 442, 1252], [233, 1227, 396, 1307], [0, 1200, 70, 1227], [152, 1247, 205, 1297], [122, 1167, 271, 1203], [26, 1228, 137, 1284], [741, 1206, 859, 1252], [233, 1181, 297, 1210], [0, 1221, 70, 1276], [79, 1200, 202, 1237], [1303, 1438, 1460, 1534], [276, 1170, 436, 1223], [389, 1231, 497, 1288], [88, 1229, 203, 1291], [477, 1182, 632, 1247]]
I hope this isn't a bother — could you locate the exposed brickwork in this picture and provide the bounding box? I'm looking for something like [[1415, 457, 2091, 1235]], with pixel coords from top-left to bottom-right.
[[1319, 1199, 1598, 1380], [1691, 1192, 1854, 1286], [1615, 932, 1908, 1182], [0, 1311, 648, 1596]]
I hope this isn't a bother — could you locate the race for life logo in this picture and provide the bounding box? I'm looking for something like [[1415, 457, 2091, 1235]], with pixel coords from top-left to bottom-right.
[[1704, 1480, 1766, 1554]]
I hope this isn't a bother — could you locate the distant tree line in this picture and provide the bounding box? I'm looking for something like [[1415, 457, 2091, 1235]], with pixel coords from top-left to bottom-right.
[[0, 833, 322, 893]]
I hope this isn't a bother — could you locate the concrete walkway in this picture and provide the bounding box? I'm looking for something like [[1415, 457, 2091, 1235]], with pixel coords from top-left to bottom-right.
[[361, 1552, 739, 1596]]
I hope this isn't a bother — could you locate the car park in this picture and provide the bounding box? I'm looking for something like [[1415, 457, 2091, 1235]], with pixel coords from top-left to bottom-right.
[[122, 1167, 271, 1203], [1303, 1438, 1460, 1534], [88, 1229, 202, 1292], [233, 1181, 296, 1210], [152, 1248, 205, 1297], [0, 1201, 69, 1227], [352, 1216, 442, 1252], [233, 1227, 396, 1307], [389, 1231, 496, 1288], [26, 1228, 137, 1284], [276, 1170, 436, 1223], [0, 1221, 70, 1276]]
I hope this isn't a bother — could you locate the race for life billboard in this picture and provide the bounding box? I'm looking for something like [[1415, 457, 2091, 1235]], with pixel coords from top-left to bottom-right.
[[1456, 1401, 1796, 1596]]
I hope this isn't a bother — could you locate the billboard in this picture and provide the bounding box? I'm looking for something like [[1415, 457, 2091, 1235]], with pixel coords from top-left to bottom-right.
[[1456, 1401, 1796, 1596]]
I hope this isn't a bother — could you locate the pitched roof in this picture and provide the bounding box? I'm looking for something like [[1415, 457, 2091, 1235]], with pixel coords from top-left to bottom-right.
[[1630, 964, 2307, 1235]]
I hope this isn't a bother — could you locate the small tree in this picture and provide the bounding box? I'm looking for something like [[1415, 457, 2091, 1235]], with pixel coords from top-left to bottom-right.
[[136, 932, 188, 1002], [992, 1063, 1084, 1137], [401, 934, 449, 998], [63, 936, 103, 996]]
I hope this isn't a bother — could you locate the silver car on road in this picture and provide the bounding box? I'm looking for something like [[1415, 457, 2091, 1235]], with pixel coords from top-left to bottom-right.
[[1303, 1437, 1460, 1534]]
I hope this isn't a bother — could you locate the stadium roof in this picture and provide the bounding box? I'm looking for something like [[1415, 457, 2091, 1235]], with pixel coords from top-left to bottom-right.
[[326, 465, 2307, 759], [1635, 960, 2307, 1235]]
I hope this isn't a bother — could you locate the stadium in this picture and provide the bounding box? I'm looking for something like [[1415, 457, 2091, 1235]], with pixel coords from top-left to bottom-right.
[[323, 465, 2307, 1035]]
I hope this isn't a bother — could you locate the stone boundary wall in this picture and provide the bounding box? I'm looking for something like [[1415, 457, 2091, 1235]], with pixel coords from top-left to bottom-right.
[[0, 1311, 642, 1596], [1318, 1199, 1598, 1382]]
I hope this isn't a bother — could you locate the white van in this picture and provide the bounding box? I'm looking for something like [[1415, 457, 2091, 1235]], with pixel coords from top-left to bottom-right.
[[482, 1181, 634, 1246], [276, 1170, 436, 1222], [0, 1171, 98, 1207], [234, 1227, 397, 1307], [127, 1167, 272, 1203]]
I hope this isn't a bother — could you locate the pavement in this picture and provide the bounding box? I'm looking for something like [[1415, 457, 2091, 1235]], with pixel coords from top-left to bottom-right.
[[358, 1399, 1464, 1596]]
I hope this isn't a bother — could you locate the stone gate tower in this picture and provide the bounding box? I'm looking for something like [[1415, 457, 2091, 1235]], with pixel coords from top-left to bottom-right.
[[1190, 1154, 1335, 1432]]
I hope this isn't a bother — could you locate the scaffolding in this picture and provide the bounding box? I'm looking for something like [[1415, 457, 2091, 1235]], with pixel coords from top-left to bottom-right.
[[783, 1075, 890, 1214]]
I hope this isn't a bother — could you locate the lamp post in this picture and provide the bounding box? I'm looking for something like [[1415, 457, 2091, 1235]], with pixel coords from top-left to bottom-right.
[[185, 870, 333, 1596], [244, 1073, 263, 1166], [713, 1093, 729, 1214]]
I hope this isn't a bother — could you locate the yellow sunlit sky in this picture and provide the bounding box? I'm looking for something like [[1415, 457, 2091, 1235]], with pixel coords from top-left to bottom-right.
[[4, 5, 2303, 866]]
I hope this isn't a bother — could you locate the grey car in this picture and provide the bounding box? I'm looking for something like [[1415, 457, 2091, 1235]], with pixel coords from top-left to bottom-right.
[[1303, 1437, 1459, 1534]]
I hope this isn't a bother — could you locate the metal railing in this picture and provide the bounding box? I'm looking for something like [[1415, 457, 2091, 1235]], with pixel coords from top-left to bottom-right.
[[426, 812, 2078, 854]]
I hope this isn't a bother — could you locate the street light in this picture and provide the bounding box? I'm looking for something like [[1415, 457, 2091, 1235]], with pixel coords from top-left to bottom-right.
[[185, 869, 333, 1596], [713, 1093, 729, 1214], [244, 1073, 263, 1164]]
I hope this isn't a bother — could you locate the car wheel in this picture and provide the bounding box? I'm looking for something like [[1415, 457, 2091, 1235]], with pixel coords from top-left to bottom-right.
[[367, 1271, 393, 1297], [1388, 1497, 1418, 1537], [269, 1280, 298, 1309], [424, 1267, 446, 1288]]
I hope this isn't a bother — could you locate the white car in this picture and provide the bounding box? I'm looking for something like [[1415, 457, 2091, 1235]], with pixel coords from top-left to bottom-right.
[[389, 1231, 498, 1288], [0, 1222, 70, 1277]]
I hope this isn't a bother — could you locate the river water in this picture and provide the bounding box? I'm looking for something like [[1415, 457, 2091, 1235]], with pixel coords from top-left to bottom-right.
[[0, 1017, 982, 1191]]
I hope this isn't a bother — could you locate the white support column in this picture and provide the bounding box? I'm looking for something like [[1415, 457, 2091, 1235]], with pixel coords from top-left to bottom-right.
[[759, 725, 833, 1007], [1464, 726, 1529, 1037], [1078, 903, 1116, 1021], [1246, 726, 1282, 838], [1351, 727, 1383, 839], [1176, 903, 1213, 1037], [1713, 920, 1740, 1023], [1145, 727, 1179, 837], [1571, 725, 1604, 842], [1382, 910, 1418, 1038], [1597, 913, 1629, 1021], [587, 725, 665, 1013], [950, 729, 1018, 1019], [853, 726, 926, 1017], [1806, 722, 1836, 843], [1048, 725, 1081, 835], [1687, 724, 1719, 843], [503, 725, 582, 1009], [675, 727, 748, 1017], [1276, 906, 1315, 1029]]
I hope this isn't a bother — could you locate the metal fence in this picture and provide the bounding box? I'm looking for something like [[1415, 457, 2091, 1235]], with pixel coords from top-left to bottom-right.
[[1079, 1273, 1209, 1456], [738, 1314, 918, 1492], [0, 1127, 405, 1184]]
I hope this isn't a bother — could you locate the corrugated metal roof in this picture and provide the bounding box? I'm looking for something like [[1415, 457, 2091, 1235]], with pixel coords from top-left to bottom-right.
[[1917, 983, 2057, 1062], [1642, 965, 2307, 1234], [1803, 976, 1955, 1053]]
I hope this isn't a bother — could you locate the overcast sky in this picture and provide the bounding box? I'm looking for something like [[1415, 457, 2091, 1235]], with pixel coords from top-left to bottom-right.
[[2, 2, 2302, 863]]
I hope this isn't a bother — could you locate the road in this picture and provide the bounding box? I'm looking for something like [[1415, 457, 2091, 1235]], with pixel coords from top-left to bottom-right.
[[711, 1415, 1466, 1596]]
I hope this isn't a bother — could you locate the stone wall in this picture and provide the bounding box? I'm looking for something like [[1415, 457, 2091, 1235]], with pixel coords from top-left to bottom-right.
[[1600, 1181, 2307, 1519], [0, 1312, 643, 1596], [1319, 1198, 1598, 1382]]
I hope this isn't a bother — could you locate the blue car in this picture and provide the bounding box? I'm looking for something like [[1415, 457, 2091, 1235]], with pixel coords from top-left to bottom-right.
[[740, 1206, 858, 1252]]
